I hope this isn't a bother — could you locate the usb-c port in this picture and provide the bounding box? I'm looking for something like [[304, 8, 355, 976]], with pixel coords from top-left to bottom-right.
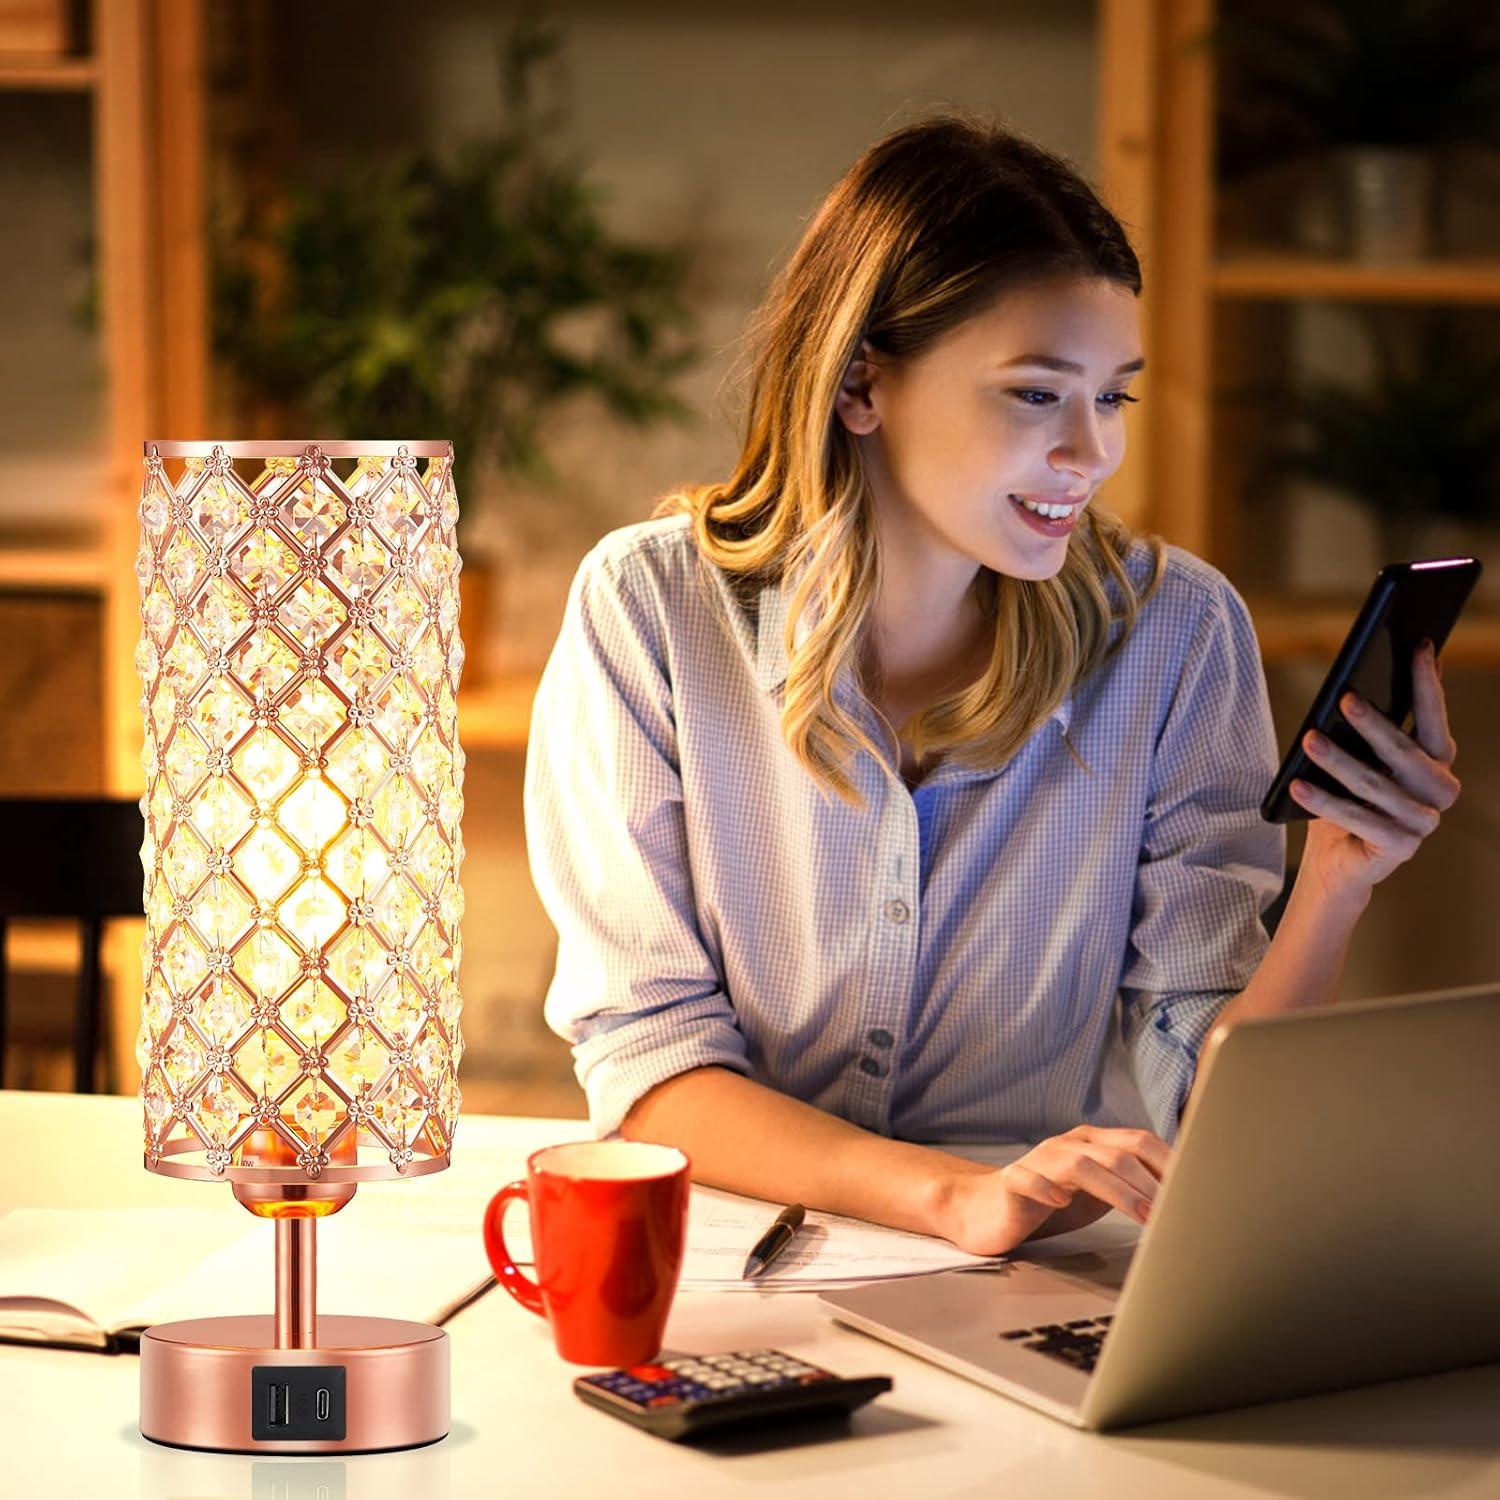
[[316, 1387, 331, 1422]]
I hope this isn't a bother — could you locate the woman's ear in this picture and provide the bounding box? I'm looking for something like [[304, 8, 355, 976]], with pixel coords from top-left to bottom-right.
[[833, 339, 883, 435]]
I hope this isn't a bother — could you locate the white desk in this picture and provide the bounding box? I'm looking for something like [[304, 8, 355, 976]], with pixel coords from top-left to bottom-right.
[[4, 1090, 1499, 1499]]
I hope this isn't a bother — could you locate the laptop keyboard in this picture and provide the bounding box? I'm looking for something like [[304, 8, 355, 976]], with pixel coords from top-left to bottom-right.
[[1000, 1314, 1114, 1373]]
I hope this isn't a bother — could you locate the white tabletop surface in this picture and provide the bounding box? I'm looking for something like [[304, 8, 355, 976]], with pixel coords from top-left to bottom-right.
[[3, 1089, 1499, 1499]]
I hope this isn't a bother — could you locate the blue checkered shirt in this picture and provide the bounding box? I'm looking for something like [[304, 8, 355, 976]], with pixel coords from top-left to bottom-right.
[[524, 515, 1285, 1144]]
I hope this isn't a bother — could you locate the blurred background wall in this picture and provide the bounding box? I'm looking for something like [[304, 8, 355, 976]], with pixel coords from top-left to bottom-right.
[[3, 0, 1499, 1121]]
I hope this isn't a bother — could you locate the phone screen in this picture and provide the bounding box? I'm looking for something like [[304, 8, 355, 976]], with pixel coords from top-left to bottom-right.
[[1261, 558, 1481, 824]]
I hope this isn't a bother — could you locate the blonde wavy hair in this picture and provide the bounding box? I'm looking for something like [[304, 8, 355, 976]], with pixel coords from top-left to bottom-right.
[[655, 113, 1165, 803]]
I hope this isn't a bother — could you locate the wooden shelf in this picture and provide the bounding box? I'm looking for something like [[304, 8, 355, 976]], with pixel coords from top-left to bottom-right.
[[458, 673, 538, 749], [0, 55, 97, 90], [3, 924, 83, 975], [0, 546, 111, 591], [1247, 595, 1500, 665], [1212, 254, 1500, 305]]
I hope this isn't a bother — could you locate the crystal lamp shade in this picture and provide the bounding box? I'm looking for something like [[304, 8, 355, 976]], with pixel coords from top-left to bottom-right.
[[134, 441, 466, 1197]]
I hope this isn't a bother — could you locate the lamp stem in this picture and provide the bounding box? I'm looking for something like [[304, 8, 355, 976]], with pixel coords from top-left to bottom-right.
[[274, 1218, 318, 1348]]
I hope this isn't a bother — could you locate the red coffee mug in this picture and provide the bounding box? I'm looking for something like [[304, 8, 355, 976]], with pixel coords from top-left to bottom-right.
[[483, 1140, 691, 1365]]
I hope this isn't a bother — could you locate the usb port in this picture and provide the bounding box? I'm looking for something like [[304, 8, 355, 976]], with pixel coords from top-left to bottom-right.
[[252, 1364, 346, 1441]]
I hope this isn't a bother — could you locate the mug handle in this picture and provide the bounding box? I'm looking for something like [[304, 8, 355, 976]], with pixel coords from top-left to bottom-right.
[[483, 1181, 545, 1316]]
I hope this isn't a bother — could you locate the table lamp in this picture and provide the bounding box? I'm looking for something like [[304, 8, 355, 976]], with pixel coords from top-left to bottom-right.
[[132, 439, 466, 1453]]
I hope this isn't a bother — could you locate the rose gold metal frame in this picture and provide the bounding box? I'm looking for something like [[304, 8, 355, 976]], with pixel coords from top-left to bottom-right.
[[136, 438, 465, 1190], [276, 1218, 317, 1347], [135, 438, 463, 1452], [140, 1314, 449, 1454], [150, 1132, 450, 1183], [147, 440, 452, 458]]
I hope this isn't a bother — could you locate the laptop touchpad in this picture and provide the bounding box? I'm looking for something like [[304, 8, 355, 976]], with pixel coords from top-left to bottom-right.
[[1019, 1245, 1135, 1294]]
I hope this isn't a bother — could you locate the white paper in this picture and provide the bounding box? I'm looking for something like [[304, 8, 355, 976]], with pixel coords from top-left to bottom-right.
[[675, 1185, 1004, 1291]]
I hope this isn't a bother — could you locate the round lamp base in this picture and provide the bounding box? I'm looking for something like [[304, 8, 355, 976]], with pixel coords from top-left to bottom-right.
[[140, 1314, 449, 1454]]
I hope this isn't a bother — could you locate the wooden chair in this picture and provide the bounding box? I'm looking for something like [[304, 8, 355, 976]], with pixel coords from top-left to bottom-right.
[[0, 798, 144, 1092]]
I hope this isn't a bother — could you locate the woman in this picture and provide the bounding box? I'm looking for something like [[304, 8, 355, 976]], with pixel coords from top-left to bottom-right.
[[522, 114, 1460, 1256]]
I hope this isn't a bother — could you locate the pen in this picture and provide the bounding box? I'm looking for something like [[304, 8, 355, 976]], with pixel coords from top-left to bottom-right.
[[741, 1203, 806, 1280]]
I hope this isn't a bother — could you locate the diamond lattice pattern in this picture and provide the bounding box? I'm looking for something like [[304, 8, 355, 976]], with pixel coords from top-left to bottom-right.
[[135, 444, 466, 1179]]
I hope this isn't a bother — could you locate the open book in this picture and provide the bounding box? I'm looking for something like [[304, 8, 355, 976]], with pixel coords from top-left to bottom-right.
[[0, 1205, 497, 1354]]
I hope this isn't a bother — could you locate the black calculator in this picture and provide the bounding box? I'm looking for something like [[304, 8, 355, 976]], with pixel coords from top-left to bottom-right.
[[572, 1349, 892, 1442]]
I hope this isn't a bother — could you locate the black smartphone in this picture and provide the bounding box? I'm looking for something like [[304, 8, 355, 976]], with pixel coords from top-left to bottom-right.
[[1260, 557, 1482, 824]]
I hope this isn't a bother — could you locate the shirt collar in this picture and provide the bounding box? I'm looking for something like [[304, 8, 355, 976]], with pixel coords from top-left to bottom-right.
[[752, 577, 1074, 735]]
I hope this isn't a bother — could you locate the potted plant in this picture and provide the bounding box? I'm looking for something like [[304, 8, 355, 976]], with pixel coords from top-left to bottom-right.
[[1208, 1, 1500, 259], [1261, 316, 1500, 564], [210, 12, 700, 683]]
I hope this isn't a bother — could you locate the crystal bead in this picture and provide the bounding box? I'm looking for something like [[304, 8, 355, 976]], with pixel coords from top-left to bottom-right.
[[235, 530, 296, 594], [282, 877, 344, 948], [199, 978, 250, 1043], [194, 1076, 245, 1143], [233, 928, 299, 1002], [234, 1028, 298, 1098], [329, 1024, 388, 1094], [280, 679, 345, 755], [283, 982, 344, 1048], [286, 476, 342, 545], [194, 476, 240, 538], [162, 535, 204, 594], [234, 730, 298, 800], [375, 983, 423, 1042], [162, 1022, 206, 1080], [280, 578, 344, 646], [279, 775, 346, 850], [290, 1082, 341, 1141], [232, 823, 300, 901], [328, 927, 388, 1001], [334, 533, 386, 592]]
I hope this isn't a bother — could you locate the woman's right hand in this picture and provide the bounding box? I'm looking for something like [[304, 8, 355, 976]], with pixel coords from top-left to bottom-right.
[[939, 1126, 1173, 1257]]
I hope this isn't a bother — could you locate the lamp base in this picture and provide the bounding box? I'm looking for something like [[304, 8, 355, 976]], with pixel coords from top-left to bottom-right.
[[140, 1314, 448, 1454]]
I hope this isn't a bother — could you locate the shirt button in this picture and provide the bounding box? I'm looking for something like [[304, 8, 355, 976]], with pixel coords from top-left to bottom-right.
[[883, 899, 911, 925], [859, 1057, 887, 1078], [867, 1028, 894, 1048]]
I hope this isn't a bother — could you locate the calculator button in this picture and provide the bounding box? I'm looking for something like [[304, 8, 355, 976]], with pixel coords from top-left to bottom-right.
[[647, 1395, 682, 1407], [627, 1364, 675, 1381]]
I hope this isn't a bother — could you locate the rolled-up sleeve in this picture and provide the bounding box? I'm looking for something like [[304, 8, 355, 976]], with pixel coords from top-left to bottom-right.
[[1119, 578, 1286, 1139], [522, 539, 752, 1136]]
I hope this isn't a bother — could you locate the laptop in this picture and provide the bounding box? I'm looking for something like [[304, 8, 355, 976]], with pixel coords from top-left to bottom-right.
[[819, 982, 1500, 1430]]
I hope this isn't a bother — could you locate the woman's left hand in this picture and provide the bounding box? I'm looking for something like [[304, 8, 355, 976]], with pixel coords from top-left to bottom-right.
[[1290, 639, 1461, 901]]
